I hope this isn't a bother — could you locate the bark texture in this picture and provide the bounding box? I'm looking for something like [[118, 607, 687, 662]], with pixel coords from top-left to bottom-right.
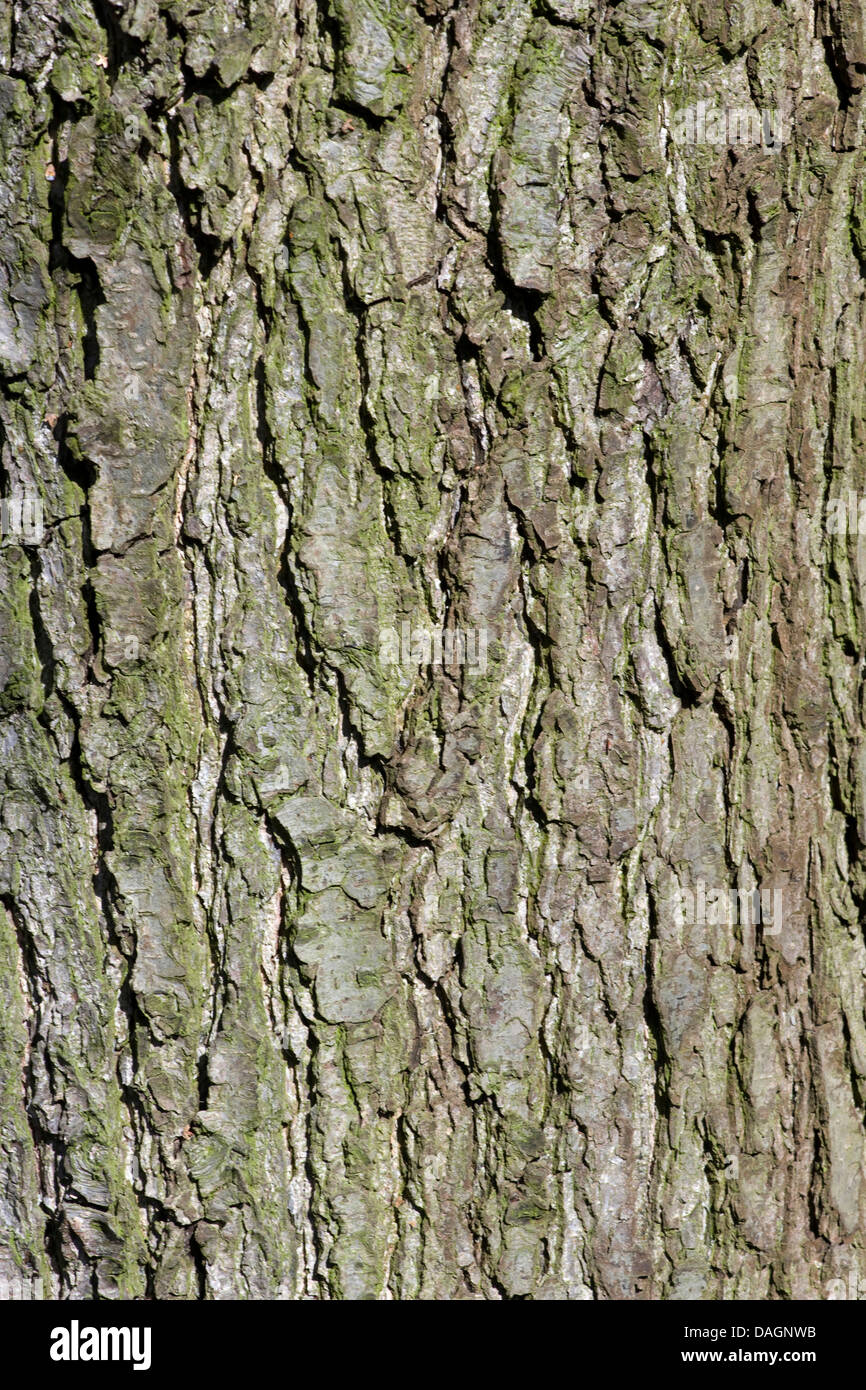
[[1, 0, 866, 1300]]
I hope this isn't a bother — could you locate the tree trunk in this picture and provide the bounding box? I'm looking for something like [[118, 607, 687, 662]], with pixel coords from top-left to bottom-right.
[[1, 0, 865, 1300]]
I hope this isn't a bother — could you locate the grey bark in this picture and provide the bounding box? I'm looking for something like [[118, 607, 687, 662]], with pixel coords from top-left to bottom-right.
[[1, 0, 865, 1299]]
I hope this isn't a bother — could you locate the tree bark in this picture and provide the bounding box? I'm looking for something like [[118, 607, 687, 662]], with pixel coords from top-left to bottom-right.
[[1, 0, 865, 1300]]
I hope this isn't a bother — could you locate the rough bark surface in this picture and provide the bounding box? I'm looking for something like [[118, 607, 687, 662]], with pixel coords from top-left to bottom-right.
[[1, 0, 866, 1300]]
